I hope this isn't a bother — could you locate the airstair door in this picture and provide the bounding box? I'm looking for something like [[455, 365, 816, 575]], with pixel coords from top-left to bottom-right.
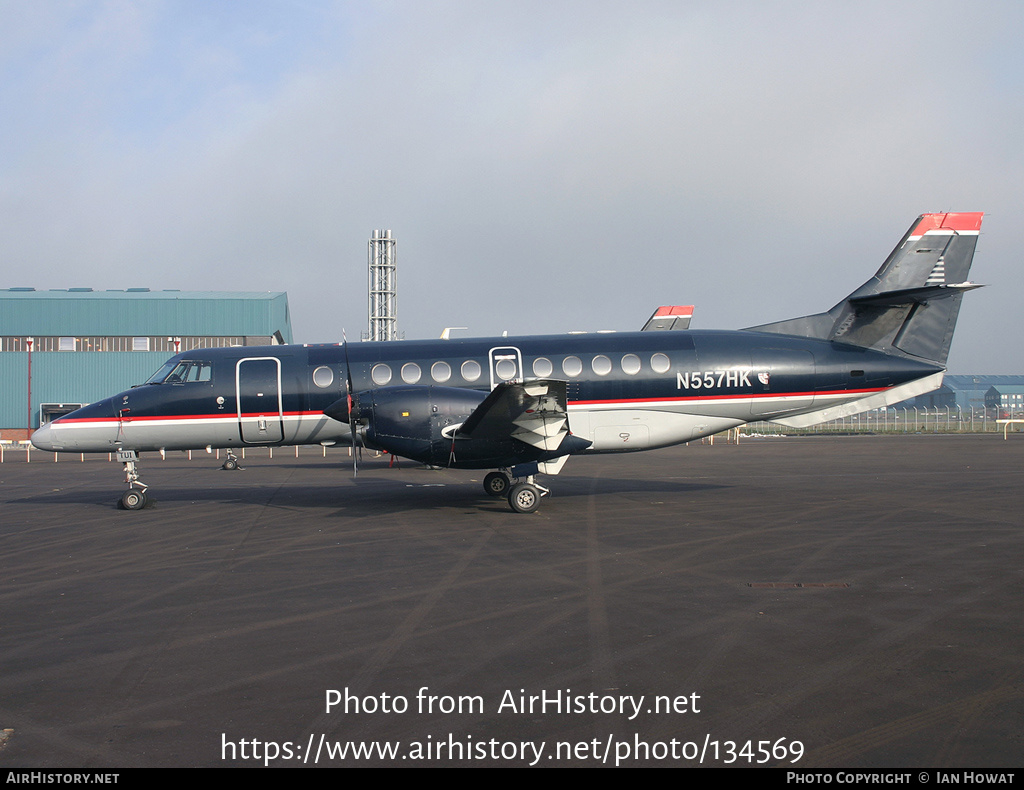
[[236, 357, 284, 443]]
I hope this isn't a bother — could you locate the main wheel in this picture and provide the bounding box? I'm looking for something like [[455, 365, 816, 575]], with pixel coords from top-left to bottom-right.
[[483, 471, 511, 497], [508, 483, 540, 514], [119, 489, 147, 510]]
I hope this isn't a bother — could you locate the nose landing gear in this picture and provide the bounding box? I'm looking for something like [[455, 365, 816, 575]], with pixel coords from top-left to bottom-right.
[[116, 450, 149, 510]]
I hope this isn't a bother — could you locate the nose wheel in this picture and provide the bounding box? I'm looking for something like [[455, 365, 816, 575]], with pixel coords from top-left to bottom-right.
[[116, 450, 149, 510], [119, 488, 148, 510]]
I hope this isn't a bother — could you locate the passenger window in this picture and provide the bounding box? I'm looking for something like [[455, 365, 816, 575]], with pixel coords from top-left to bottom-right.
[[401, 362, 422, 384], [533, 357, 553, 377], [312, 366, 334, 388], [562, 356, 583, 377], [371, 363, 392, 385], [461, 360, 482, 382], [431, 361, 452, 383], [651, 353, 670, 373], [621, 354, 641, 375], [495, 358, 517, 380], [592, 355, 612, 376]]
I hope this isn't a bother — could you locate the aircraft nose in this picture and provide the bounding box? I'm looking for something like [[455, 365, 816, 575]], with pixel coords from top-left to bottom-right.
[[30, 398, 122, 452], [31, 422, 56, 451]]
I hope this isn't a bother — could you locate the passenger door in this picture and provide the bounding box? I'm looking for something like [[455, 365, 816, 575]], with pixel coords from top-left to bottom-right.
[[236, 357, 284, 443]]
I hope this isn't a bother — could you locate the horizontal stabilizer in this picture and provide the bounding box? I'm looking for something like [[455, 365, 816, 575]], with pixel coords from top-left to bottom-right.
[[847, 282, 982, 307], [642, 305, 694, 331]]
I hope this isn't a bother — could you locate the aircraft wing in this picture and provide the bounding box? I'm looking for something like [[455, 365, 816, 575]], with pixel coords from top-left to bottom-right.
[[642, 305, 694, 331], [458, 379, 571, 452]]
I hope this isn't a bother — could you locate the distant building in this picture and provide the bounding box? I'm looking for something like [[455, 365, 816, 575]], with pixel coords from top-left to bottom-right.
[[985, 384, 1024, 416], [901, 375, 1024, 412], [0, 288, 292, 438], [907, 383, 957, 410]]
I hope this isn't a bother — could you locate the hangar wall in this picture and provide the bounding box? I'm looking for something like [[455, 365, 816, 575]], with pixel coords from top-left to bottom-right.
[[0, 289, 293, 438]]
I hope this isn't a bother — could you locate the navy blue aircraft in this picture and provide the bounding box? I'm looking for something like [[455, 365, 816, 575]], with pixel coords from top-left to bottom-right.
[[32, 212, 984, 513]]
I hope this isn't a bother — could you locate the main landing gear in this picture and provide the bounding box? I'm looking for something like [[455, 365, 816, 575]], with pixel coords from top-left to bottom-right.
[[482, 471, 511, 497], [481, 469, 550, 514], [117, 450, 149, 510]]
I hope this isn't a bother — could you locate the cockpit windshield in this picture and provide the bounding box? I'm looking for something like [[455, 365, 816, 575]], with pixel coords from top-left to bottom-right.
[[144, 360, 178, 384], [145, 360, 213, 384]]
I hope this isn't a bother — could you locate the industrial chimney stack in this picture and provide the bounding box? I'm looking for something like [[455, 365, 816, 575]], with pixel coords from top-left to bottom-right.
[[368, 229, 397, 342]]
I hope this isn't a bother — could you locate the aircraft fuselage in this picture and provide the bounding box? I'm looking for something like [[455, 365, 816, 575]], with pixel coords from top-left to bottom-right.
[[32, 329, 940, 465]]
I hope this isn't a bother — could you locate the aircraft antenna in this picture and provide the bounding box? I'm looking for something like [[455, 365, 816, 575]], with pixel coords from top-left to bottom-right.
[[368, 229, 397, 342]]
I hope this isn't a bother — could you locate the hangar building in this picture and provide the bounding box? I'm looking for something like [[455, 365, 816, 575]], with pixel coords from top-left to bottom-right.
[[985, 384, 1024, 416], [0, 289, 292, 439], [903, 374, 1024, 411]]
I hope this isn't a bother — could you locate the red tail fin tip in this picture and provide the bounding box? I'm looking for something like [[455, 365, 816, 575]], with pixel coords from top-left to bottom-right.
[[910, 212, 983, 236]]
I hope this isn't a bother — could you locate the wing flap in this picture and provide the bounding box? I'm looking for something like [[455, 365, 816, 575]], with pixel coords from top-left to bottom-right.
[[459, 379, 573, 451]]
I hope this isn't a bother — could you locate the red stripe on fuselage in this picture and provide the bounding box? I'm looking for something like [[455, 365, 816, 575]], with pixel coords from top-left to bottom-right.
[[55, 387, 888, 424]]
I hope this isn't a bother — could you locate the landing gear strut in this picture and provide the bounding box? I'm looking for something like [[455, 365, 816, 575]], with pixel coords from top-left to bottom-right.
[[117, 450, 149, 510]]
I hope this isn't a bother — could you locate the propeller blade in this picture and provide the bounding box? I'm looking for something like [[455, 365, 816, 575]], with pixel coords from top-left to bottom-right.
[[342, 333, 358, 478]]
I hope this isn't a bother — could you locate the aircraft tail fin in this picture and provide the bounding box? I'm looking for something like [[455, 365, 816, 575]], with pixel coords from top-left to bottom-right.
[[744, 212, 983, 366]]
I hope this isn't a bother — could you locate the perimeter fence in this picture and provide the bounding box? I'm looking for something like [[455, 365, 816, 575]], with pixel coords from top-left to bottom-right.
[[745, 407, 1015, 435]]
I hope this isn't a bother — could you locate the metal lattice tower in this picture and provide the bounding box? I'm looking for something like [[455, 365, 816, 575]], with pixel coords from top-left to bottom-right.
[[368, 229, 397, 342]]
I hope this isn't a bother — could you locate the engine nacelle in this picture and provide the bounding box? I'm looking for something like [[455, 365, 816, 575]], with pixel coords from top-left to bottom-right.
[[326, 384, 586, 468], [331, 386, 487, 465]]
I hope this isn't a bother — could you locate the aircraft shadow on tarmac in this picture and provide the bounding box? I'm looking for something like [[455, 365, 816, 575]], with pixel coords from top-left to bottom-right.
[[16, 473, 726, 517]]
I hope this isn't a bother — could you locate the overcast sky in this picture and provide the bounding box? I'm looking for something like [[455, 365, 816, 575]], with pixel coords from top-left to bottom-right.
[[2, 1, 1021, 372]]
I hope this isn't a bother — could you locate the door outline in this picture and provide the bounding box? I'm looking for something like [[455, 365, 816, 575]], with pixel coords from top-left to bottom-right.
[[236, 357, 284, 443], [488, 346, 523, 390]]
